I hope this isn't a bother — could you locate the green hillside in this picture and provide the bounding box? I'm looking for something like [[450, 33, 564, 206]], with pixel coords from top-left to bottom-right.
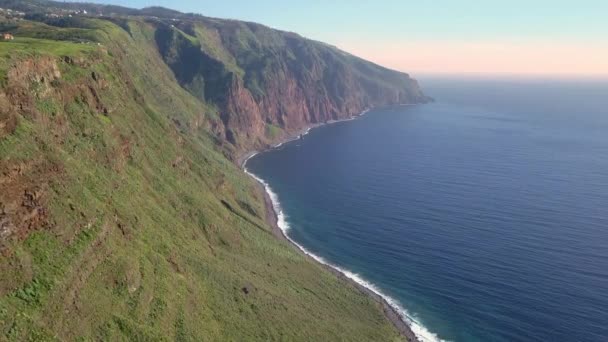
[[0, 13, 407, 342]]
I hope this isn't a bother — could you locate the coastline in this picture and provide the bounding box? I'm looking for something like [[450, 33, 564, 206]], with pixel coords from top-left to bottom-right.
[[239, 109, 428, 342], [256, 182, 420, 342], [237, 108, 376, 168]]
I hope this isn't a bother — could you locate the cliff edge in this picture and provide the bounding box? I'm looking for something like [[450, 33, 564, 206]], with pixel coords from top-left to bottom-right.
[[0, 1, 424, 340]]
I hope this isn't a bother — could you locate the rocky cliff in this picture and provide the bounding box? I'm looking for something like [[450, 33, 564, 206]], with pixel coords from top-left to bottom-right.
[[3, 0, 429, 155], [153, 18, 429, 152], [0, 1, 425, 340]]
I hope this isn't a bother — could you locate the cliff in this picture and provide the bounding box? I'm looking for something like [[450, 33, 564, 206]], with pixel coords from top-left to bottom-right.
[[3, 0, 429, 155], [154, 18, 429, 153], [0, 1, 424, 340]]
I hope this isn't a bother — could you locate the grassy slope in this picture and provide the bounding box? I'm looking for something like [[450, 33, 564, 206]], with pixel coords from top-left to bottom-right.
[[194, 18, 419, 95], [0, 18, 401, 341]]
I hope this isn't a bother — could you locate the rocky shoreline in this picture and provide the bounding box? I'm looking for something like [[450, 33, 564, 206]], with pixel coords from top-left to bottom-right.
[[239, 113, 420, 342]]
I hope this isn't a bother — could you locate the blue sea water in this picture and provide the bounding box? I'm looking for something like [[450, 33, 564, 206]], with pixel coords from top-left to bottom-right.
[[245, 77, 608, 342]]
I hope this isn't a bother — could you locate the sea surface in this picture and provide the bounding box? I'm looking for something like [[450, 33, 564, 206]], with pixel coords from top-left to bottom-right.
[[245, 77, 608, 342]]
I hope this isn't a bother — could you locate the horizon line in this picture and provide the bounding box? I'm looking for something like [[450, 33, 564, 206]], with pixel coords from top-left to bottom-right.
[[408, 71, 608, 80]]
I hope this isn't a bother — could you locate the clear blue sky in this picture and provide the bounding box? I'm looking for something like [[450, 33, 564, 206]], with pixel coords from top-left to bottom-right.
[[65, 0, 608, 76]]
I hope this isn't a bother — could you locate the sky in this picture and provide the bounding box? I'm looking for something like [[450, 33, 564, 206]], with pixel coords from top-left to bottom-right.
[[65, 0, 608, 77]]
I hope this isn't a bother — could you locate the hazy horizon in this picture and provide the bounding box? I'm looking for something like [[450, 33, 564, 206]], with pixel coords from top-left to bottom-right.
[[63, 0, 608, 78]]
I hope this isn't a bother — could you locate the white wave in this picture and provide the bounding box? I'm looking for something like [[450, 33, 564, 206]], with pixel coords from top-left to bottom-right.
[[243, 156, 447, 342], [269, 109, 369, 150], [273, 127, 313, 148]]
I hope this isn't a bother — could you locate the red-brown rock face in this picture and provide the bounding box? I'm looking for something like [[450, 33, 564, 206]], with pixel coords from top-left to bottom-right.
[[155, 20, 431, 154]]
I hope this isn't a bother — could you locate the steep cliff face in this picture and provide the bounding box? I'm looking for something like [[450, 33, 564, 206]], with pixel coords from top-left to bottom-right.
[[153, 19, 429, 153], [0, 8, 413, 340]]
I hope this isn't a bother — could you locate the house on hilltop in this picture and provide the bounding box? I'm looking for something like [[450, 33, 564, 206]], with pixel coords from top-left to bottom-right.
[[2, 33, 14, 41]]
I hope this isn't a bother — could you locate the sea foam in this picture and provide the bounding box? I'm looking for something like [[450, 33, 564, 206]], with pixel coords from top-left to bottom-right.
[[244, 151, 446, 342]]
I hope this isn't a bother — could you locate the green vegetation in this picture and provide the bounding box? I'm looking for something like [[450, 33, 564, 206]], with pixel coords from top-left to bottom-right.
[[193, 23, 244, 77], [0, 37, 94, 55], [265, 123, 283, 140], [0, 11, 403, 342]]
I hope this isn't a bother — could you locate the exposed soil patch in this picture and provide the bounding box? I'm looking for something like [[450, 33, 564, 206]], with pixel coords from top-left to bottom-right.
[[0, 159, 60, 252]]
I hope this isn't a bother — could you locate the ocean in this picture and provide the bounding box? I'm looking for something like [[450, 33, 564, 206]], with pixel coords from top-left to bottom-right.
[[245, 77, 608, 342]]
